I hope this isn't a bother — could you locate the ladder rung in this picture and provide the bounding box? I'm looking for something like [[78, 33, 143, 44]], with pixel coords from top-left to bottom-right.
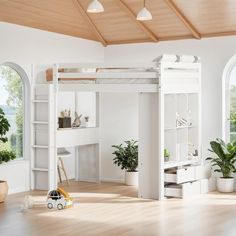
[[32, 121, 48, 125], [32, 145, 48, 149], [32, 100, 48, 103], [32, 168, 48, 172]]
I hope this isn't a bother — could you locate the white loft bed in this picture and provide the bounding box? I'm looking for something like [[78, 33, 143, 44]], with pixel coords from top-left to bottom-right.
[[31, 54, 203, 200]]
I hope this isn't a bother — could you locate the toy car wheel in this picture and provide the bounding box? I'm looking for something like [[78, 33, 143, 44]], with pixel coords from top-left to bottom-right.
[[47, 203, 53, 209], [57, 203, 64, 210]]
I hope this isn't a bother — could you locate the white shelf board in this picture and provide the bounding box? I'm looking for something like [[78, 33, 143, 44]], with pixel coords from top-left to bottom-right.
[[57, 62, 156, 69], [32, 121, 48, 125], [58, 71, 157, 79], [164, 159, 200, 169], [32, 145, 48, 149], [32, 100, 48, 103], [32, 168, 48, 172], [57, 127, 99, 148], [59, 84, 158, 93], [165, 125, 196, 131]]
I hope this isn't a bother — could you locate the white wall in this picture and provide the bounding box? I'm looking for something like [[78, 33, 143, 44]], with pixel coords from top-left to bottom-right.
[[100, 93, 138, 182], [104, 37, 236, 169], [0, 22, 103, 194]]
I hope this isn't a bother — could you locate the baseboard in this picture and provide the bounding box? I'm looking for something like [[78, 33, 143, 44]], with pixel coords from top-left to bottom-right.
[[8, 186, 30, 194], [101, 178, 124, 184], [79, 177, 99, 183]]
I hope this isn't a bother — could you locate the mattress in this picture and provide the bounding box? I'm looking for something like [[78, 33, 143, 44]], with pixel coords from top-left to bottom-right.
[[59, 78, 158, 84]]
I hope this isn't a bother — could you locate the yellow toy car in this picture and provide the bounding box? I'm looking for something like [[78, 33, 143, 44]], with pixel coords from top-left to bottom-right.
[[47, 187, 73, 210]]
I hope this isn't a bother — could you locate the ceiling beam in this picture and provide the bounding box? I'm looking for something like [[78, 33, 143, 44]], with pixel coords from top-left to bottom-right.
[[109, 38, 154, 45], [72, 0, 107, 46], [116, 0, 159, 42], [202, 31, 236, 38], [164, 0, 201, 39]]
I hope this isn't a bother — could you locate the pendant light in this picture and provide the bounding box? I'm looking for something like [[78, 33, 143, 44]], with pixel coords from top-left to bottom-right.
[[87, 0, 104, 13], [137, 0, 152, 21]]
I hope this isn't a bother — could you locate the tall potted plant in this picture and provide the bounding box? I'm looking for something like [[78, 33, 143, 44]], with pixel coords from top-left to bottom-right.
[[0, 107, 16, 202], [112, 140, 138, 186], [206, 139, 236, 193]]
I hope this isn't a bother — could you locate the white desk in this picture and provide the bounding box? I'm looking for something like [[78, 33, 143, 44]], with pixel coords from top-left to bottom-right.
[[57, 127, 100, 182]]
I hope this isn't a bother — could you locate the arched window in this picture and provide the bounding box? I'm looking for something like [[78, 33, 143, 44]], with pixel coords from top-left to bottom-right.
[[0, 63, 30, 159], [223, 55, 236, 142]]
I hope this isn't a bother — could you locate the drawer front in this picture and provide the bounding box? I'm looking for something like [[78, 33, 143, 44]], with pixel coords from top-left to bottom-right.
[[165, 181, 201, 198], [165, 166, 196, 184], [182, 181, 201, 198], [164, 184, 182, 198]]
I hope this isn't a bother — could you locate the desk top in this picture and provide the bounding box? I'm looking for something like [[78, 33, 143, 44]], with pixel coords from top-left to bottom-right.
[[56, 127, 99, 148]]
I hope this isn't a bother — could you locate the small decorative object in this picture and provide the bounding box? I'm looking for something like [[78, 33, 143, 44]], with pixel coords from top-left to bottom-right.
[[72, 112, 82, 128], [20, 195, 34, 212], [112, 140, 138, 186], [84, 116, 90, 127], [164, 149, 170, 162], [0, 107, 16, 203], [47, 187, 73, 210], [84, 116, 89, 122], [176, 113, 188, 127], [188, 143, 198, 160], [206, 139, 236, 193], [176, 111, 192, 128], [58, 109, 71, 128]]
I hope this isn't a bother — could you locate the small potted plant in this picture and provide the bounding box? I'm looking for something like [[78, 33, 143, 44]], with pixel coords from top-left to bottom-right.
[[0, 107, 16, 202], [112, 140, 138, 186], [164, 149, 170, 162], [206, 138, 236, 193]]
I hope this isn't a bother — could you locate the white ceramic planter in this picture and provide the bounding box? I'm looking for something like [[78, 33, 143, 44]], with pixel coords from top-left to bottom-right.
[[217, 177, 235, 193], [125, 171, 138, 186]]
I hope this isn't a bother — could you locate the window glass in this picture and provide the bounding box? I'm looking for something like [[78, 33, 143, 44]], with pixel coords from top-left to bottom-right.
[[0, 66, 23, 158]]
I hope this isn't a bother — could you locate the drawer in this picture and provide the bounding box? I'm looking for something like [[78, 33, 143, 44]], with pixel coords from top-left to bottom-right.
[[164, 166, 196, 184], [165, 181, 201, 198]]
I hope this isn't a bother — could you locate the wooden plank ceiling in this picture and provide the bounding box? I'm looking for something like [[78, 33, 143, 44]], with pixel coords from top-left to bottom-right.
[[0, 0, 235, 46]]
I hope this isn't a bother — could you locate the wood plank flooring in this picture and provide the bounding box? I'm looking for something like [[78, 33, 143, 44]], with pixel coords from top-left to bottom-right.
[[1, 181, 236, 236]]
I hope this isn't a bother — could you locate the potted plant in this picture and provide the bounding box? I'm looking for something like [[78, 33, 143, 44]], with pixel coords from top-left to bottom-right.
[[164, 149, 170, 162], [0, 107, 16, 202], [206, 138, 236, 193], [112, 140, 138, 186]]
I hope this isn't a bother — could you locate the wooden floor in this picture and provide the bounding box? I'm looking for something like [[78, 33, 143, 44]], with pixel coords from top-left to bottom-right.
[[1, 181, 236, 236]]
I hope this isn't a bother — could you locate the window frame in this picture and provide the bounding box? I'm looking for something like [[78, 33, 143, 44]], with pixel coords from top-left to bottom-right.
[[0, 62, 30, 161], [222, 55, 236, 142]]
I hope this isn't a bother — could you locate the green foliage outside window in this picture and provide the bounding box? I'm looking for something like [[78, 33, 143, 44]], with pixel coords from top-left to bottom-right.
[[0, 66, 23, 158]]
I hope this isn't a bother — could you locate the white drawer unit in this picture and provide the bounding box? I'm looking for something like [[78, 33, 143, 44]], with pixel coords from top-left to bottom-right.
[[164, 181, 201, 198], [164, 166, 200, 184]]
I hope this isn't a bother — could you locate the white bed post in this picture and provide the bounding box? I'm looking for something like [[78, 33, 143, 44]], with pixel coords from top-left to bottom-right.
[[48, 64, 58, 190], [158, 63, 165, 200], [138, 91, 159, 199], [74, 92, 79, 181], [30, 64, 35, 190], [96, 92, 101, 183]]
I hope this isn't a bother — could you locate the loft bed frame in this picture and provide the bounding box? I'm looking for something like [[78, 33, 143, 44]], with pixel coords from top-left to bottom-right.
[[30, 54, 202, 200]]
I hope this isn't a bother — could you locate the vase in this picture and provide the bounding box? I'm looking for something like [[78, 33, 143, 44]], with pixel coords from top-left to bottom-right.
[[0, 181, 9, 203]]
